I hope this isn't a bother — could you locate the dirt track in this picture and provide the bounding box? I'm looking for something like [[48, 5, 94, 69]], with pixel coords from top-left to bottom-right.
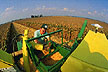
[[12, 22, 36, 38]]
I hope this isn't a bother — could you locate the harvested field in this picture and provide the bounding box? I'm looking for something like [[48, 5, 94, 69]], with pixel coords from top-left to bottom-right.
[[0, 16, 108, 52]]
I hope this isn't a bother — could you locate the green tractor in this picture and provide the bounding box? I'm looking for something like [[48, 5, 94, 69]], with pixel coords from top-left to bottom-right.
[[0, 20, 94, 72]]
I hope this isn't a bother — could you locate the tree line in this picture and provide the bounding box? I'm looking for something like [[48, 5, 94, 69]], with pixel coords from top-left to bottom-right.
[[31, 14, 43, 18]]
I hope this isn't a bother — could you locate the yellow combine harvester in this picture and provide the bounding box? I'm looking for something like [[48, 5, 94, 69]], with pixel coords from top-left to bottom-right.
[[61, 25, 108, 72]]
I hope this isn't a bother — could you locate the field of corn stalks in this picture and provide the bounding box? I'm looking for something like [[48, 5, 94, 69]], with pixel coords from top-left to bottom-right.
[[0, 16, 108, 52]]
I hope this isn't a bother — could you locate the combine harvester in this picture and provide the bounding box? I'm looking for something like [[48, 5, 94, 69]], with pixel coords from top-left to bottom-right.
[[61, 24, 108, 72], [0, 20, 108, 72]]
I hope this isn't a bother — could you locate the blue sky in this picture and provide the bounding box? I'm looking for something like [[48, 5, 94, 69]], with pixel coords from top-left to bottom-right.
[[0, 0, 108, 24]]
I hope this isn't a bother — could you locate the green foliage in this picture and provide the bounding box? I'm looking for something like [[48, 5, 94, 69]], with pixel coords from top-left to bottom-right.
[[40, 14, 43, 17], [106, 35, 108, 39], [31, 15, 35, 18], [31, 14, 43, 18]]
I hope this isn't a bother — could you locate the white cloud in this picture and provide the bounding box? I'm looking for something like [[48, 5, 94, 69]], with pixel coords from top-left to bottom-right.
[[69, 9, 76, 12], [64, 8, 68, 11], [0, 7, 16, 18], [22, 8, 29, 12], [0, 5, 108, 24], [94, 10, 97, 14], [88, 12, 92, 15], [5, 6, 14, 11], [35, 6, 56, 11], [45, 8, 56, 10], [87, 10, 97, 16], [35, 7, 41, 10], [0, 6, 17, 24], [42, 5, 46, 9]]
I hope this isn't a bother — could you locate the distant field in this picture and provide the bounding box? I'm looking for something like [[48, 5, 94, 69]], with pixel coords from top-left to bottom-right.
[[14, 16, 108, 40], [0, 16, 108, 52]]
